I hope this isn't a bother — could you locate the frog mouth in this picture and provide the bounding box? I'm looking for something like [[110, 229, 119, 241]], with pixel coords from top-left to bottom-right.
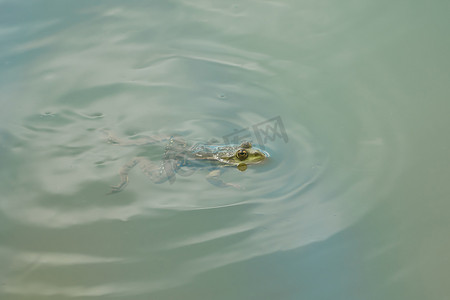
[[260, 150, 270, 158]]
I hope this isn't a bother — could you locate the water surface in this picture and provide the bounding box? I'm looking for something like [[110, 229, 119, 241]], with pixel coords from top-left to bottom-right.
[[1, 0, 449, 299]]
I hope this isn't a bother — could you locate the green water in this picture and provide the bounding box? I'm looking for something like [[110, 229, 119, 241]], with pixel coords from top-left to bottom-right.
[[1, 0, 449, 299]]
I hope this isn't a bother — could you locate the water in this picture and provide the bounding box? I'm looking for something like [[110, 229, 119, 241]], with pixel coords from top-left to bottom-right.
[[1, 0, 449, 299]]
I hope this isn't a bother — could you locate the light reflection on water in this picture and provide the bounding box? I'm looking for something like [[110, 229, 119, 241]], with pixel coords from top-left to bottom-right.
[[1, 0, 449, 299]]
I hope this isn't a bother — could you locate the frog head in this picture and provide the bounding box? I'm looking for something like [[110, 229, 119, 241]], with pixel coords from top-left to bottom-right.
[[223, 142, 269, 171]]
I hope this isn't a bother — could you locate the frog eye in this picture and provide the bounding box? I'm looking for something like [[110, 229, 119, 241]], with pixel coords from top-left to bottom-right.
[[236, 149, 248, 160]]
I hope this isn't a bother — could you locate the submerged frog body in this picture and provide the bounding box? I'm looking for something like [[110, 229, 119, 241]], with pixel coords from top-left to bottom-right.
[[103, 131, 269, 193]]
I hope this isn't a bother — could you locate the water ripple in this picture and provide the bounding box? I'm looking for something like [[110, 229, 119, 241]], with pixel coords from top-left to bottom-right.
[[0, 1, 409, 297]]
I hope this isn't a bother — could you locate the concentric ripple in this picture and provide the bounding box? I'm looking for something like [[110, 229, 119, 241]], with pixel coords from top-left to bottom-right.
[[0, 1, 409, 298]]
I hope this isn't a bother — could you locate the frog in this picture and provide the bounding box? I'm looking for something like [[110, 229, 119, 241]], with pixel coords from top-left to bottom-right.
[[102, 130, 269, 193]]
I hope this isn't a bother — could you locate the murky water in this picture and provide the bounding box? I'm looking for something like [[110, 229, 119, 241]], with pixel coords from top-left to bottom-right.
[[1, 1, 449, 299]]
